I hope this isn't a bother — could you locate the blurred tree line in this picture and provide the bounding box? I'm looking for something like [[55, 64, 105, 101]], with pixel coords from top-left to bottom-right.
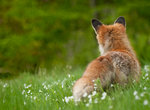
[[0, 0, 150, 74]]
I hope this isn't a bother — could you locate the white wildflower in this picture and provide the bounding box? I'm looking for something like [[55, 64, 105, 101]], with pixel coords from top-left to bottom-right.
[[22, 90, 25, 95], [25, 94, 28, 97], [144, 65, 150, 73], [144, 87, 147, 90], [146, 77, 149, 80], [64, 97, 69, 103], [133, 80, 136, 83], [68, 96, 74, 99], [88, 95, 92, 99], [48, 84, 51, 88], [39, 89, 42, 93], [145, 73, 148, 77], [89, 98, 92, 103], [101, 92, 107, 100], [109, 105, 113, 109], [68, 74, 71, 78], [92, 91, 97, 96], [44, 85, 48, 90], [86, 103, 89, 107], [64, 96, 74, 103], [27, 90, 31, 94], [83, 92, 88, 97], [110, 84, 114, 87], [45, 96, 48, 101], [94, 98, 98, 103], [71, 82, 74, 86], [42, 82, 46, 86], [143, 100, 148, 105], [33, 96, 36, 100], [133, 91, 137, 96], [135, 95, 140, 100], [26, 84, 32, 88], [62, 82, 64, 88], [94, 86, 97, 90], [24, 101, 26, 105], [140, 92, 145, 97], [62, 99, 64, 102]]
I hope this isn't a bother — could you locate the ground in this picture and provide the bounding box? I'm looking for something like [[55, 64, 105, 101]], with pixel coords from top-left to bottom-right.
[[0, 65, 150, 110]]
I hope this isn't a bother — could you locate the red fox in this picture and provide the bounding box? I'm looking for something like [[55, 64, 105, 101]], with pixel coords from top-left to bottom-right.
[[73, 17, 141, 101]]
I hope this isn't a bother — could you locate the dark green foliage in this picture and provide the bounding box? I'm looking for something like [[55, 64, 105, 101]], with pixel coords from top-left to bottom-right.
[[0, 0, 150, 74]]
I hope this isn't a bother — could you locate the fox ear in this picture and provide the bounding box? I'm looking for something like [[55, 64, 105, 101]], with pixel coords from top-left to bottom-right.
[[114, 16, 126, 26], [91, 19, 102, 33]]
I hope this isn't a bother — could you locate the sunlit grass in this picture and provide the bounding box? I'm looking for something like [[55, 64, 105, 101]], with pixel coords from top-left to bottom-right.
[[0, 65, 150, 110]]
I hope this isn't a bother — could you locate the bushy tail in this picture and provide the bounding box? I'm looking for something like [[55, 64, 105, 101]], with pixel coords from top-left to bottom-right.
[[73, 76, 94, 101]]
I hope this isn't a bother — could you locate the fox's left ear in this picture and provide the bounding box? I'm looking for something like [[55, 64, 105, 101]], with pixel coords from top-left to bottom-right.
[[114, 16, 126, 26], [91, 19, 102, 33]]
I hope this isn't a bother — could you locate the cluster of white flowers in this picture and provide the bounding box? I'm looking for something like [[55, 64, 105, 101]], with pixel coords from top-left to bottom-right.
[[14, 66, 150, 108], [133, 91, 140, 100], [20, 73, 75, 106], [22, 82, 52, 104], [133, 90, 149, 106], [63, 96, 74, 103], [83, 91, 97, 105], [143, 65, 150, 81], [84, 91, 108, 107], [144, 65, 150, 73], [22, 83, 37, 103]]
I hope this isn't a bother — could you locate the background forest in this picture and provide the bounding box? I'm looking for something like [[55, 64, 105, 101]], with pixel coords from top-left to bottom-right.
[[0, 0, 150, 75]]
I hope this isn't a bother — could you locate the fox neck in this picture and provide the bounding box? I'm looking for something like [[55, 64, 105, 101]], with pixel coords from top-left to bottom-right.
[[99, 36, 136, 57]]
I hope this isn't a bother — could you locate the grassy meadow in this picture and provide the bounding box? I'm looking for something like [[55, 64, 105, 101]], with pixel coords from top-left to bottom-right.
[[0, 65, 150, 110], [0, 0, 150, 110]]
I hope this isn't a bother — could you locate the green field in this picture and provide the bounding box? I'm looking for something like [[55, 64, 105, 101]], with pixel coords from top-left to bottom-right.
[[0, 65, 150, 110], [0, 0, 150, 110]]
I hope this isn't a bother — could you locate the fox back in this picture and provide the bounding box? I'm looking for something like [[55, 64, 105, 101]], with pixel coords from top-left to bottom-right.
[[73, 17, 141, 101]]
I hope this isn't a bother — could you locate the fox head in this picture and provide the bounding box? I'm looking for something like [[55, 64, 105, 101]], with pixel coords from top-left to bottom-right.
[[92, 17, 130, 55]]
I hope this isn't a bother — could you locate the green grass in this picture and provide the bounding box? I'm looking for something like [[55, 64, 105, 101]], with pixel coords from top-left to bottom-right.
[[0, 65, 150, 110]]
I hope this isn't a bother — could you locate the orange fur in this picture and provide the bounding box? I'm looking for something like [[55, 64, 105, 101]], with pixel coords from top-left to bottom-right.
[[73, 17, 141, 101]]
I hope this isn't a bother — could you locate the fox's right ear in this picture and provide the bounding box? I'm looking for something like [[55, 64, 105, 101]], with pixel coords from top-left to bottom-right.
[[114, 16, 126, 26], [91, 19, 102, 33]]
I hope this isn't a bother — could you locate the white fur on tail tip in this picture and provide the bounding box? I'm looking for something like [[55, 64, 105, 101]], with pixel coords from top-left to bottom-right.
[[73, 78, 93, 101]]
